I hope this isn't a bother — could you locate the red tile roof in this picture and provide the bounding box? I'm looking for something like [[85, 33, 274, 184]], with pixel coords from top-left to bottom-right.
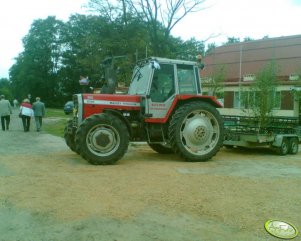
[[202, 35, 301, 83]]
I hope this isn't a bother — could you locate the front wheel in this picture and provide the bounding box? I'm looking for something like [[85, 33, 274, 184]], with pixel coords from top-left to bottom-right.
[[168, 102, 224, 162], [75, 113, 129, 165], [64, 119, 78, 153]]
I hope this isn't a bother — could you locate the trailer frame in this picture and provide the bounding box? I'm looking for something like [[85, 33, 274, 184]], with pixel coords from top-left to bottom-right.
[[223, 115, 301, 155]]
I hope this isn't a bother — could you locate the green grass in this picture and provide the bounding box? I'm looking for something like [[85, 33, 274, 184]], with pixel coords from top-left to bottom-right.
[[46, 108, 68, 118], [43, 108, 71, 137]]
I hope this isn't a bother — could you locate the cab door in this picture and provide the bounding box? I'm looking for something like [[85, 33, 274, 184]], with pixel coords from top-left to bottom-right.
[[145, 63, 175, 119]]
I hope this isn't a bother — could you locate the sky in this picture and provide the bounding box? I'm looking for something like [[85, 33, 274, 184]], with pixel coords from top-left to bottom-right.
[[0, 0, 87, 79], [172, 0, 301, 43], [1, 0, 301, 79]]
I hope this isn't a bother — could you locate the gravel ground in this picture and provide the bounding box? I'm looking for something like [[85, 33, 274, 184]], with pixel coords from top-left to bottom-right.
[[0, 110, 300, 241]]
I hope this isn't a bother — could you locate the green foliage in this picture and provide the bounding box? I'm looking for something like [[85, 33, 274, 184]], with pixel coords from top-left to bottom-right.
[[206, 65, 226, 97], [205, 43, 217, 55], [243, 61, 279, 125], [176, 38, 205, 60], [8, 1, 209, 106], [290, 69, 301, 101], [0, 78, 13, 100], [224, 37, 240, 45], [10, 17, 66, 104], [243, 37, 254, 42]]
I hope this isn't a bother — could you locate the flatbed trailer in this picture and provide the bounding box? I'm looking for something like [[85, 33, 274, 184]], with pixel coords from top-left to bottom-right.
[[222, 115, 301, 155]]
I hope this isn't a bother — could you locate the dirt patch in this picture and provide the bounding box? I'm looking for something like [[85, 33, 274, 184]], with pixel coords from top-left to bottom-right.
[[0, 112, 300, 240]]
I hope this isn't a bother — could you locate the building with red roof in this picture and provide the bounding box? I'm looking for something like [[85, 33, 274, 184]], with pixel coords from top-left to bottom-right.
[[201, 34, 301, 118]]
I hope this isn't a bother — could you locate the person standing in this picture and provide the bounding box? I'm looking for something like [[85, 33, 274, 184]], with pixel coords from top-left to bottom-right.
[[0, 95, 12, 131], [20, 98, 34, 132], [13, 98, 19, 108], [32, 97, 45, 132]]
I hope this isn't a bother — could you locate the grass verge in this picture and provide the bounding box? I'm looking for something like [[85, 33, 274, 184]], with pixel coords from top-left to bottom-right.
[[43, 108, 71, 137]]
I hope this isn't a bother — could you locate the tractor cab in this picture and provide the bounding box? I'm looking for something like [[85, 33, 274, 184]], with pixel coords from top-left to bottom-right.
[[128, 57, 203, 119], [128, 57, 202, 97]]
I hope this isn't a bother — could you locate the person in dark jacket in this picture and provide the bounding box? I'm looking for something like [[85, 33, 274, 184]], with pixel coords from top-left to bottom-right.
[[32, 97, 45, 132]]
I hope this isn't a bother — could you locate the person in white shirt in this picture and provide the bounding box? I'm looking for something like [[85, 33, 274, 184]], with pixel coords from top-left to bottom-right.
[[20, 98, 34, 132]]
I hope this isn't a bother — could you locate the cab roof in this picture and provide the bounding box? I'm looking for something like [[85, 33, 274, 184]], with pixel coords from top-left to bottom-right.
[[137, 57, 198, 67]]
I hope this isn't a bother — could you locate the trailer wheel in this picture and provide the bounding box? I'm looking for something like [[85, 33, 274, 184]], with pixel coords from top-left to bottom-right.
[[75, 113, 129, 165], [288, 138, 299, 154], [64, 119, 78, 153], [169, 102, 224, 162], [277, 138, 289, 155], [148, 143, 174, 154]]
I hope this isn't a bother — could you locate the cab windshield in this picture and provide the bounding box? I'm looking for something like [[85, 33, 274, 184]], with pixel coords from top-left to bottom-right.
[[128, 64, 152, 95]]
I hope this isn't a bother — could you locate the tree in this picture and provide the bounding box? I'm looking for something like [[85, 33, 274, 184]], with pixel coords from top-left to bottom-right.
[[59, 13, 152, 90], [9, 54, 28, 100], [243, 61, 279, 125], [175, 37, 205, 60], [205, 43, 216, 55], [86, 0, 207, 56], [206, 64, 226, 98], [9, 5, 211, 105], [243, 37, 254, 42], [0, 78, 13, 100], [130, 0, 207, 55], [10, 16, 65, 105], [85, 0, 124, 23], [224, 37, 240, 45], [58, 14, 109, 96]]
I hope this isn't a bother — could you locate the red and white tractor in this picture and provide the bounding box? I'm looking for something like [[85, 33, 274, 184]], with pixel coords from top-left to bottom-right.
[[64, 57, 224, 165]]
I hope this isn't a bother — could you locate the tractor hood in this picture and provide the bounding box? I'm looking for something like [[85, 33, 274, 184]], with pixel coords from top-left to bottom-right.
[[80, 93, 141, 119]]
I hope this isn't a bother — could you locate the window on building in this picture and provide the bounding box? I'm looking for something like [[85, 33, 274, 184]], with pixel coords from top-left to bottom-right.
[[233, 91, 240, 108], [273, 91, 281, 109], [223, 91, 234, 108], [289, 74, 300, 81], [201, 77, 212, 84], [243, 74, 256, 82], [233, 91, 280, 110]]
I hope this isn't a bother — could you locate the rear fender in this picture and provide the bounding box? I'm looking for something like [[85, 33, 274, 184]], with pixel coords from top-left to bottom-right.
[[145, 95, 222, 124], [184, 95, 223, 108]]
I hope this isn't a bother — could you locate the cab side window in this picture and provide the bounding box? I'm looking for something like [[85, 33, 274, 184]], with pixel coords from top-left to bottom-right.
[[150, 64, 175, 102], [177, 64, 197, 94]]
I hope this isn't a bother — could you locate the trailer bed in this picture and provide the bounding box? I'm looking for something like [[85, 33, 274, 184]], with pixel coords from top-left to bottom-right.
[[222, 115, 301, 155]]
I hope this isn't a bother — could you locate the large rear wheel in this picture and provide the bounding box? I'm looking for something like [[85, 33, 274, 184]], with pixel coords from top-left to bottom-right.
[[168, 102, 224, 162], [75, 113, 129, 165]]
